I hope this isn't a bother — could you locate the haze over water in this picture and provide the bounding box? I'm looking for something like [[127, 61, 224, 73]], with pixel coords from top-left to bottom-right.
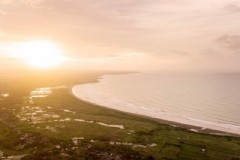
[[73, 73, 240, 134]]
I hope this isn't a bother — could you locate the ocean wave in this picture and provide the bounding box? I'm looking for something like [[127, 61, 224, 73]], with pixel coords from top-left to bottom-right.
[[72, 74, 240, 135]]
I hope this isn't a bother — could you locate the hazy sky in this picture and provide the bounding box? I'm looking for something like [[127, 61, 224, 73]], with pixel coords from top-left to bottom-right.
[[0, 0, 240, 72]]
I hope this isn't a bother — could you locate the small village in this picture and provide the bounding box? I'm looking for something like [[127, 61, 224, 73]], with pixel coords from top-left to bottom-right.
[[0, 85, 239, 159], [0, 87, 159, 159]]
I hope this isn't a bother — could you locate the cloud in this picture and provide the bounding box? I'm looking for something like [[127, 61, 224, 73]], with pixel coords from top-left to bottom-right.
[[223, 4, 240, 13], [0, 0, 12, 4], [0, 0, 50, 6], [1, 0, 240, 72], [19, 0, 49, 6], [0, 9, 7, 15], [0, 30, 6, 37], [216, 35, 240, 51]]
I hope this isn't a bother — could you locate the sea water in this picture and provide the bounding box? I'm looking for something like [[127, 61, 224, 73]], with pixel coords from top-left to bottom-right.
[[72, 73, 240, 134]]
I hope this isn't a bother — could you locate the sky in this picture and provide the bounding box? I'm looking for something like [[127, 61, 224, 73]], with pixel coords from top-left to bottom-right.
[[0, 0, 240, 72]]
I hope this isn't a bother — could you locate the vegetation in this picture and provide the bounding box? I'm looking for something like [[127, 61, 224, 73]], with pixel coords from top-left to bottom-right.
[[0, 72, 240, 160]]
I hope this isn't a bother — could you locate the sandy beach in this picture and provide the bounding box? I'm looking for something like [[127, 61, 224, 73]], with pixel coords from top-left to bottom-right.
[[72, 82, 240, 136]]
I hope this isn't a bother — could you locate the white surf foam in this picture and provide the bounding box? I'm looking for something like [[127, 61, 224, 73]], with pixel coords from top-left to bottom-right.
[[72, 75, 240, 135]]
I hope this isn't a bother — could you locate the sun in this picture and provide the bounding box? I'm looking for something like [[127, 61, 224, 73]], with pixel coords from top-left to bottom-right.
[[12, 40, 66, 69]]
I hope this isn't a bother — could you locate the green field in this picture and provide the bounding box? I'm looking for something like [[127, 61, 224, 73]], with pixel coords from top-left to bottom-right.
[[0, 72, 240, 160]]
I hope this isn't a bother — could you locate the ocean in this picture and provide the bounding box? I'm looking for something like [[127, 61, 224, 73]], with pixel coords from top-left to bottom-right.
[[72, 73, 240, 134]]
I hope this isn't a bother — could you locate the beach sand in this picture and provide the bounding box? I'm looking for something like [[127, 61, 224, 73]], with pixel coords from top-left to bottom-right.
[[72, 83, 240, 136]]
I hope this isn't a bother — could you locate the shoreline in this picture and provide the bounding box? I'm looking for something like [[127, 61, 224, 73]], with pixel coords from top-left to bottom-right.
[[71, 76, 240, 137]]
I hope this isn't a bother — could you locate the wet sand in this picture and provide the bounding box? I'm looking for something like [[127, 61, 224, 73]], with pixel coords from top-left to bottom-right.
[[72, 81, 240, 137]]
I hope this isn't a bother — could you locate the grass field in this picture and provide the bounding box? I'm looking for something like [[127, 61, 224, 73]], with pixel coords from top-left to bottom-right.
[[0, 72, 240, 160]]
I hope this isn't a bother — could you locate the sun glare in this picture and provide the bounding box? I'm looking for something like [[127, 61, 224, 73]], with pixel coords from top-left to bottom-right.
[[12, 40, 66, 69]]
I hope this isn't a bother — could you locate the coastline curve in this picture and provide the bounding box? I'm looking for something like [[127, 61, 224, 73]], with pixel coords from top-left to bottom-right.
[[72, 75, 240, 135]]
